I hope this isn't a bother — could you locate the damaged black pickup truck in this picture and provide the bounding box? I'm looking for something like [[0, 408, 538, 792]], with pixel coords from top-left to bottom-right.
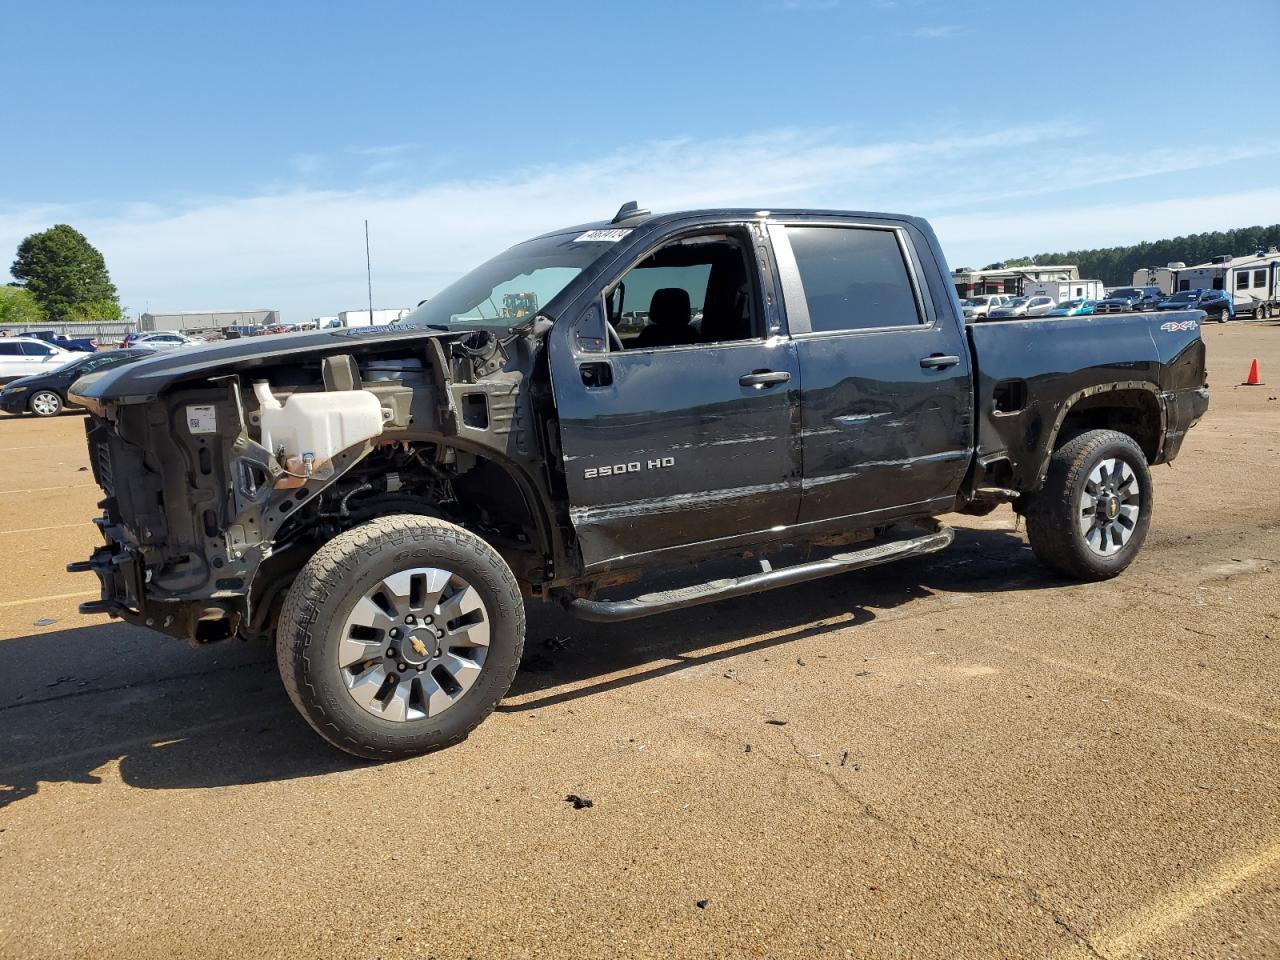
[[69, 205, 1209, 758]]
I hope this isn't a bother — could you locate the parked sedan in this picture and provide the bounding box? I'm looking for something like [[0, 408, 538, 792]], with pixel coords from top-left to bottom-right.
[[1044, 299, 1097, 317], [119, 331, 208, 350], [1157, 288, 1234, 322], [0, 348, 154, 417], [986, 295, 1057, 319]]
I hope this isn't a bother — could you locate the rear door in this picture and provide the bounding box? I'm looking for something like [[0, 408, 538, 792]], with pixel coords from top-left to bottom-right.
[[19, 340, 63, 375], [769, 219, 973, 525], [550, 222, 801, 572]]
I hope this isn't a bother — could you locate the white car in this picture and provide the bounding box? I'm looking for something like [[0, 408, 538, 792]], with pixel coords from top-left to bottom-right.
[[988, 295, 1057, 319], [0, 337, 77, 383], [960, 294, 1011, 320], [129, 332, 207, 350]]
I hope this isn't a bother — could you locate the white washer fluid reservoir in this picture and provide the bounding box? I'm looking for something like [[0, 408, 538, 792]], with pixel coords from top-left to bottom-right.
[[253, 380, 384, 482]]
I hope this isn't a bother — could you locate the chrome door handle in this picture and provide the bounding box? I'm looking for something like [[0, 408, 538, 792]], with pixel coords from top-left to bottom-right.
[[919, 354, 961, 369], [739, 370, 791, 387]]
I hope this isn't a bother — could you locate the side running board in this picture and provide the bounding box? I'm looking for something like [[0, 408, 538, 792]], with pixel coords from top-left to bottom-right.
[[560, 522, 954, 623]]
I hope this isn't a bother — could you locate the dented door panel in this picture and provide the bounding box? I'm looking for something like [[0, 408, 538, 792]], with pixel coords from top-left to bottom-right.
[[552, 335, 802, 573]]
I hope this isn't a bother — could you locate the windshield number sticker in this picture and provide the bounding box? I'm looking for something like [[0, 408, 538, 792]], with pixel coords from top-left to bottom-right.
[[574, 229, 632, 243], [584, 457, 674, 479], [186, 404, 218, 434]]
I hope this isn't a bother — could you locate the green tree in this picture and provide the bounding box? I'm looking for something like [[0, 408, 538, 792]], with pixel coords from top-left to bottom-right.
[[1008, 224, 1280, 285], [0, 285, 45, 324], [10, 224, 120, 323]]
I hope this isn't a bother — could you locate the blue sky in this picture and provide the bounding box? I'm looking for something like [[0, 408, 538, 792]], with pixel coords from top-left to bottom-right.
[[2, 0, 1279, 320]]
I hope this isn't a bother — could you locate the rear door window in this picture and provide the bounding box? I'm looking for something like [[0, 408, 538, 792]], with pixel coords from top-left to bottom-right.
[[785, 226, 922, 332]]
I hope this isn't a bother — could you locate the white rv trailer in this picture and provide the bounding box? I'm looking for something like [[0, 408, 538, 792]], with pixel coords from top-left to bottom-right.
[[1168, 249, 1280, 318], [1131, 264, 1184, 296], [1022, 278, 1105, 302]]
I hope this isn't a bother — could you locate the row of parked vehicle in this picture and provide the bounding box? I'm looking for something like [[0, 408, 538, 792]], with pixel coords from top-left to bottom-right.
[[0, 342, 157, 417], [0, 328, 218, 417], [960, 286, 1236, 322]]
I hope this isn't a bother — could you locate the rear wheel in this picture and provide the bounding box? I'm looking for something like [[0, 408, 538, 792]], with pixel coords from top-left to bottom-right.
[[29, 390, 63, 417], [1024, 429, 1152, 581], [276, 515, 525, 759]]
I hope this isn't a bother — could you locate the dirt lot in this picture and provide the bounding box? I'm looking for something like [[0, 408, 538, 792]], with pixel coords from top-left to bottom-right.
[[0, 323, 1277, 960]]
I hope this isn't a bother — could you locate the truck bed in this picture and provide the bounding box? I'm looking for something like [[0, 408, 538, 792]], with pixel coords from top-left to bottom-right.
[[967, 310, 1208, 491]]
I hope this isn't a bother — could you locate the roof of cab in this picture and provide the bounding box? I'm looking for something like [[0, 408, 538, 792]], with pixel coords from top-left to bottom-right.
[[528, 207, 928, 242]]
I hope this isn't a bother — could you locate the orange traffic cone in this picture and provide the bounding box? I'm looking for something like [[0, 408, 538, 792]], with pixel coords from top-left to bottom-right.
[[1243, 358, 1263, 385]]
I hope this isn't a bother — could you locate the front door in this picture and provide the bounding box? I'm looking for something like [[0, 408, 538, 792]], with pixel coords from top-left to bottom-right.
[[769, 220, 973, 525], [550, 225, 801, 573]]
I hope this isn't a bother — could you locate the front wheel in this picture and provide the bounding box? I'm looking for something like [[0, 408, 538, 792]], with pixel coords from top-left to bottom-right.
[[29, 390, 63, 417], [276, 515, 525, 759], [1024, 429, 1153, 581]]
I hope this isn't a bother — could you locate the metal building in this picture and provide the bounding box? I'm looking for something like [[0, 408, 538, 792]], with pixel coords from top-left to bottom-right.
[[140, 309, 279, 332]]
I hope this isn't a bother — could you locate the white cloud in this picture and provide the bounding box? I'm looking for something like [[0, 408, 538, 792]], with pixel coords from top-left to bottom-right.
[[2, 123, 1277, 318], [905, 24, 961, 38]]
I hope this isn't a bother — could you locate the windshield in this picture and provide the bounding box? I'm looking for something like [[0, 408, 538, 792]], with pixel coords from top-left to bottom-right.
[[1167, 291, 1197, 302], [399, 231, 624, 330], [1109, 288, 1140, 299]]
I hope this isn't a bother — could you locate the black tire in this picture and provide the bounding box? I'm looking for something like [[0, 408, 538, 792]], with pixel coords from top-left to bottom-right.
[[28, 390, 63, 417], [277, 514, 525, 760], [1024, 429, 1153, 581]]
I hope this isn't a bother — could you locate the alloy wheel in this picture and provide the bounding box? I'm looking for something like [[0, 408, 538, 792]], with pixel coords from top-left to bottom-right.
[[31, 392, 61, 416], [1078, 458, 1140, 557], [338, 567, 490, 722]]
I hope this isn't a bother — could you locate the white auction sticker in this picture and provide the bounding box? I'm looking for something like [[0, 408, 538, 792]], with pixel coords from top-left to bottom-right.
[[186, 404, 217, 434], [574, 229, 632, 243]]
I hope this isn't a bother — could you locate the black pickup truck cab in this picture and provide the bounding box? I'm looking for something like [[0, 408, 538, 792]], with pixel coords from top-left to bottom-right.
[[70, 205, 1209, 758]]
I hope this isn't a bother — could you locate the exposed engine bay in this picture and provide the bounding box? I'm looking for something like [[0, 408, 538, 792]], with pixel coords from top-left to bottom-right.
[[75, 326, 560, 644]]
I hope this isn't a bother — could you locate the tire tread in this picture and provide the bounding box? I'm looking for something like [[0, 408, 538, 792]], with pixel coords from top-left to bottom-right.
[[276, 514, 525, 760], [1024, 429, 1151, 581]]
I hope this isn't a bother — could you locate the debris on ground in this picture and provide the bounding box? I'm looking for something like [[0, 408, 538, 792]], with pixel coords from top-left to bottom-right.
[[33, 617, 57, 627], [723, 668, 736, 679], [765, 719, 788, 726], [855, 670, 872, 677], [521, 653, 555, 673], [44, 675, 74, 688], [565, 794, 594, 810], [744, 744, 752, 753], [543, 634, 573, 652], [696, 899, 710, 909], [840, 751, 849, 766]]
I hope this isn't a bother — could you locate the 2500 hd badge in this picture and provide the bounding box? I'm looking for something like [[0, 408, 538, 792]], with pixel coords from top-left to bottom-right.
[[584, 456, 676, 479]]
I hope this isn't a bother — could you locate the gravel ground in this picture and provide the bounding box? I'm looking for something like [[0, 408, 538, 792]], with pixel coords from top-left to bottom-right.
[[0, 322, 1277, 960]]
